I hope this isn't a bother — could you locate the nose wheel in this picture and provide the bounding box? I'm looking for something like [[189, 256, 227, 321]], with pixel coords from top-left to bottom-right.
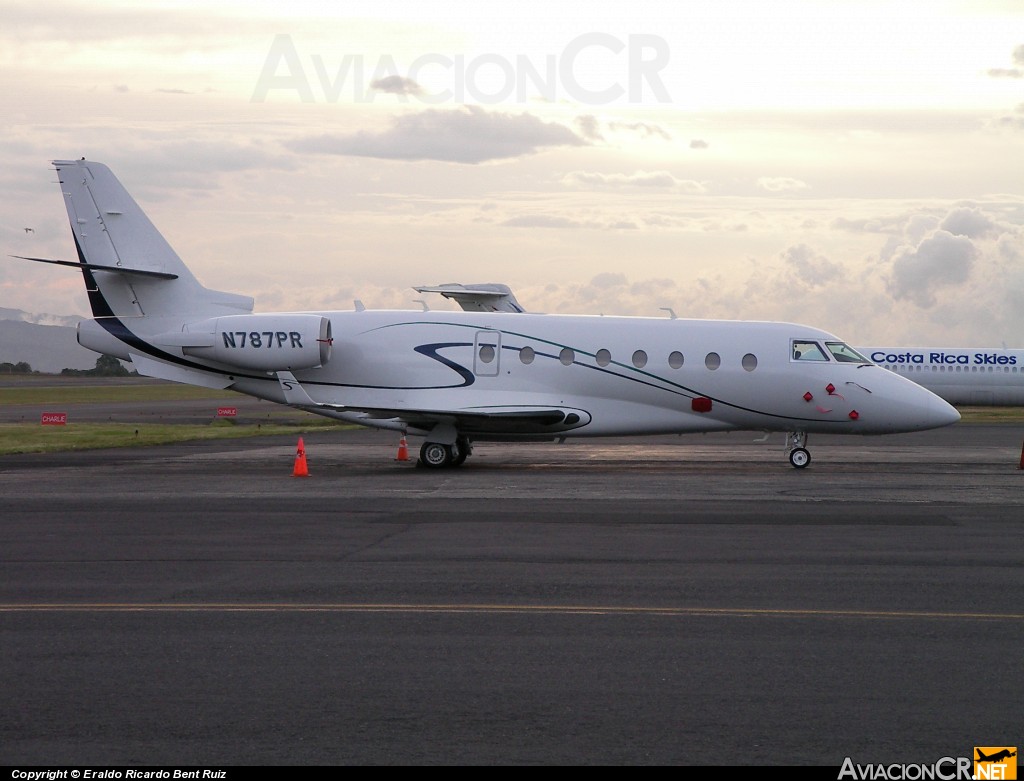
[[786, 431, 811, 469], [788, 447, 811, 468]]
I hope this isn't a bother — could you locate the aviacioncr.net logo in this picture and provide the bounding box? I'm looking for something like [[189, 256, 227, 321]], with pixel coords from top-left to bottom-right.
[[838, 757, 973, 780]]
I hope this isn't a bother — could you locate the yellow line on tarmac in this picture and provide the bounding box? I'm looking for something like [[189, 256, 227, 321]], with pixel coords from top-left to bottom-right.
[[0, 603, 1021, 620]]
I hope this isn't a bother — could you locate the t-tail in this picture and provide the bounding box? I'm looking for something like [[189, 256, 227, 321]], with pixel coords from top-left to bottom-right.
[[51, 158, 254, 320], [27, 159, 330, 389]]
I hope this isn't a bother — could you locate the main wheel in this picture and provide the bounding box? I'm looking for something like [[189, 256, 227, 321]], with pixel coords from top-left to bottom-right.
[[788, 447, 811, 469], [420, 441, 453, 468]]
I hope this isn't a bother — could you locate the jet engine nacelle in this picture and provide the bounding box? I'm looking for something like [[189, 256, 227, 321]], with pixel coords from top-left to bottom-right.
[[177, 314, 332, 371]]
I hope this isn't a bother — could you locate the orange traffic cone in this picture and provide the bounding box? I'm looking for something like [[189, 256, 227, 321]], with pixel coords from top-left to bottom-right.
[[293, 436, 309, 477], [396, 435, 410, 462]]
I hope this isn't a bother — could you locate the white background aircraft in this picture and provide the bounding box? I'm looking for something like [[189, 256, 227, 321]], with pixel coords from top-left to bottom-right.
[[16, 160, 960, 469], [857, 348, 1024, 406]]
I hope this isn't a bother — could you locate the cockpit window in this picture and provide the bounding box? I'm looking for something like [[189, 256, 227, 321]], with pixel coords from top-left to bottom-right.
[[825, 342, 869, 363], [792, 340, 828, 361]]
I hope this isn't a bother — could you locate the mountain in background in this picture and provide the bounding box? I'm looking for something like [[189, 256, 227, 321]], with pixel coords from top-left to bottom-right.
[[0, 308, 97, 373], [0, 307, 80, 328]]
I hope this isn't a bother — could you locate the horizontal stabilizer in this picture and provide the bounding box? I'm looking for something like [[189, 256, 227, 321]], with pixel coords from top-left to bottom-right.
[[11, 255, 178, 280], [129, 352, 234, 389]]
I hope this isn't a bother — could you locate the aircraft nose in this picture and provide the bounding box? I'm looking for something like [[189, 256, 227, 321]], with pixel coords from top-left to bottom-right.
[[865, 369, 961, 432], [906, 385, 960, 431], [933, 396, 961, 427]]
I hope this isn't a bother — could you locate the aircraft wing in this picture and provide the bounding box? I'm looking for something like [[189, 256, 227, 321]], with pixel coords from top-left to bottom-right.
[[339, 405, 587, 435], [276, 372, 586, 435]]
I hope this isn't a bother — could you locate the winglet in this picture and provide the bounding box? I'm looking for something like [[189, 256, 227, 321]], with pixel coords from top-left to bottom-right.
[[412, 283, 525, 313]]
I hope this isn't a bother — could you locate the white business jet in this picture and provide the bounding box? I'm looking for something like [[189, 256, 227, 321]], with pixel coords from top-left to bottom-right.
[[15, 159, 959, 468], [421, 286, 1024, 408]]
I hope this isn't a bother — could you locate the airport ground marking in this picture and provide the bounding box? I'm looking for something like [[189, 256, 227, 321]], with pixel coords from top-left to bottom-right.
[[0, 603, 1021, 621]]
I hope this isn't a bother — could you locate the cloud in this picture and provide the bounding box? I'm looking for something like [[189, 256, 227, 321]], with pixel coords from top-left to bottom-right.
[[992, 103, 1024, 130], [499, 213, 641, 230], [939, 206, 1000, 239], [370, 75, 423, 96], [562, 170, 706, 192], [574, 115, 604, 141], [756, 177, 809, 193], [607, 121, 672, 140], [591, 272, 628, 288], [887, 230, 978, 307], [286, 106, 585, 164], [831, 215, 908, 234], [689, 139, 709, 149], [780, 244, 842, 285], [987, 44, 1024, 78], [500, 214, 589, 229], [518, 273, 685, 316]]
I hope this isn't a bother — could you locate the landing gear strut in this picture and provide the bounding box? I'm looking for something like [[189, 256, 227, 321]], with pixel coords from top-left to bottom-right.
[[452, 436, 471, 466], [786, 431, 811, 469]]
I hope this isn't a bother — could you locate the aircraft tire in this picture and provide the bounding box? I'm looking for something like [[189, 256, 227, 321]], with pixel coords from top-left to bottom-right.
[[788, 447, 811, 469], [420, 441, 454, 468]]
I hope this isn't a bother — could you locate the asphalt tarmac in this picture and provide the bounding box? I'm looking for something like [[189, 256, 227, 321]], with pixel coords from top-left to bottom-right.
[[1, 422, 1022, 766]]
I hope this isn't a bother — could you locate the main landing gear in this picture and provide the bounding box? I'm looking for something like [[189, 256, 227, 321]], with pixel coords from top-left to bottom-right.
[[419, 437, 472, 468], [786, 431, 811, 469]]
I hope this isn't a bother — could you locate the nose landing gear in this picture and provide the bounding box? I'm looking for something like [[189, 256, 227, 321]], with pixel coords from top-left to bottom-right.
[[786, 431, 811, 469]]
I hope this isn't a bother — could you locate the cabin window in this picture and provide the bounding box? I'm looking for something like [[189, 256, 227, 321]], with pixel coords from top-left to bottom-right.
[[824, 342, 868, 363], [596, 349, 611, 367], [792, 340, 828, 361], [742, 353, 757, 372], [632, 350, 648, 368], [705, 352, 721, 370], [668, 351, 684, 369], [519, 346, 535, 364], [479, 344, 495, 363], [559, 347, 574, 366]]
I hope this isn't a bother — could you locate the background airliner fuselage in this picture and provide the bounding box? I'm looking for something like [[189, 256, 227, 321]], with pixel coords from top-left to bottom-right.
[[860, 347, 1024, 406]]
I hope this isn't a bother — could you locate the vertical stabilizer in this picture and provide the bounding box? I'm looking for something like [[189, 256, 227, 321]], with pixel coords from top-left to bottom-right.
[[53, 159, 253, 319]]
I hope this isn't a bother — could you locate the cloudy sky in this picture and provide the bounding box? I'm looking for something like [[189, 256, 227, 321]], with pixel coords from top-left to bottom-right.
[[2, 0, 1023, 345]]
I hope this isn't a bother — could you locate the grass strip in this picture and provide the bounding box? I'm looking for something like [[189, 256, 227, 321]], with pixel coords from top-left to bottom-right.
[[0, 419, 349, 455], [0, 384, 237, 405]]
